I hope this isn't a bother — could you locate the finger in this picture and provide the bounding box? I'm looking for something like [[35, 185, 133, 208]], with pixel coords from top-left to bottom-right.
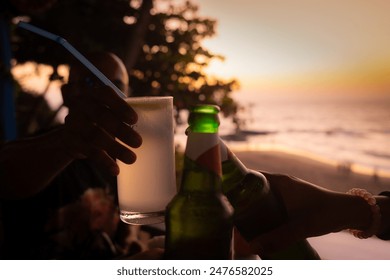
[[86, 123, 137, 164], [63, 84, 137, 125], [88, 150, 120, 176], [102, 120, 142, 149], [87, 86, 137, 125], [75, 102, 142, 148], [65, 113, 137, 164]]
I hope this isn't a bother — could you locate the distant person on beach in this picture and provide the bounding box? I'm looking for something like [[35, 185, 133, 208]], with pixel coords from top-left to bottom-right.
[[249, 171, 390, 256], [0, 52, 162, 259]]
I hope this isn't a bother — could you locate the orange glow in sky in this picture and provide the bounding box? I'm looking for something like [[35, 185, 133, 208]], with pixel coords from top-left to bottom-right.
[[194, 0, 390, 98]]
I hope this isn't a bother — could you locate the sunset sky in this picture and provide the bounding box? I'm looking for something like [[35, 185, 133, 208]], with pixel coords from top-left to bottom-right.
[[194, 0, 390, 99], [13, 0, 390, 102]]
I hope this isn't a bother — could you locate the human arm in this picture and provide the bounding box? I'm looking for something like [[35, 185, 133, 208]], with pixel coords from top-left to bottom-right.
[[0, 127, 74, 199], [0, 85, 141, 199], [249, 172, 390, 255]]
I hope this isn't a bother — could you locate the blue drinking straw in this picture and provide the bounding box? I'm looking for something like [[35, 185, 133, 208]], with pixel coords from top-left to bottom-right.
[[17, 21, 127, 99]]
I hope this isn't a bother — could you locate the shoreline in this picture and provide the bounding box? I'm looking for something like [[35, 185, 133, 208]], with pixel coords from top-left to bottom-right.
[[174, 132, 390, 192], [227, 141, 390, 178]]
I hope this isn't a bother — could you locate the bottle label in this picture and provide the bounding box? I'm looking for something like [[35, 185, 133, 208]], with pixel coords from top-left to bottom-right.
[[219, 140, 247, 175], [186, 132, 222, 177], [219, 139, 229, 162]]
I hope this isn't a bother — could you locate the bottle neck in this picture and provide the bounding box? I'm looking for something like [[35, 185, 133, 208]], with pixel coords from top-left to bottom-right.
[[180, 131, 223, 193], [188, 105, 220, 133]]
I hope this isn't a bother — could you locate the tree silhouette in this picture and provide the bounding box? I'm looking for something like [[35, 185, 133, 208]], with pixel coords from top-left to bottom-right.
[[7, 0, 240, 127]]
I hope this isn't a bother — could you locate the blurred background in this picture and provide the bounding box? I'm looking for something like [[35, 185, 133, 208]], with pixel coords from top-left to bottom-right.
[[2, 0, 389, 178], [195, 0, 390, 178]]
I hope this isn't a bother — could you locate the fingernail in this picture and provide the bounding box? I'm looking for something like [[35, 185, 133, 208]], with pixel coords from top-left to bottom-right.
[[131, 113, 138, 124], [127, 109, 138, 124], [133, 135, 142, 148], [122, 152, 136, 164]]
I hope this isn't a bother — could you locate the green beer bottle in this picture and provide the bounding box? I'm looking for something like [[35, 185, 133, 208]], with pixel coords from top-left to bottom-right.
[[164, 105, 233, 259], [220, 141, 321, 259]]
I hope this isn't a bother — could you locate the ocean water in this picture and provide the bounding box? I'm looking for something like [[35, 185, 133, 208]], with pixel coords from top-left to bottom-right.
[[221, 95, 390, 177], [176, 95, 390, 177]]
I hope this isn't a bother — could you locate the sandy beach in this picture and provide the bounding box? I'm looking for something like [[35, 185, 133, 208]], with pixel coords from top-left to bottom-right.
[[233, 149, 390, 259], [234, 149, 390, 193]]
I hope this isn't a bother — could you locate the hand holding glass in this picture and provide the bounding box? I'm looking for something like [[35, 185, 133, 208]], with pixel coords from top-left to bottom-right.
[[117, 96, 177, 225]]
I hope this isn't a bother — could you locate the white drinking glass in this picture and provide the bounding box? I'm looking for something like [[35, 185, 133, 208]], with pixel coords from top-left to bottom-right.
[[117, 96, 177, 225]]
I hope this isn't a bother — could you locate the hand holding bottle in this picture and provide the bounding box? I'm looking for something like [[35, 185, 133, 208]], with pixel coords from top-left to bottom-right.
[[249, 172, 390, 256], [220, 143, 320, 259]]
